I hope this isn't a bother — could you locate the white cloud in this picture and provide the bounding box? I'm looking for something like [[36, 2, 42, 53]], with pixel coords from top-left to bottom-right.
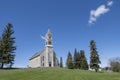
[[107, 1, 113, 6], [88, 1, 113, 24]]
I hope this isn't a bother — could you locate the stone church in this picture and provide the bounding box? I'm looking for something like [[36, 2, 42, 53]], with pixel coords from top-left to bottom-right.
[[29, 29, 59, 68]]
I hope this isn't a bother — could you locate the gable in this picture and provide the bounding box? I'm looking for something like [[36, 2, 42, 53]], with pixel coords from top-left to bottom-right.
[[29, 49, 45, 60]]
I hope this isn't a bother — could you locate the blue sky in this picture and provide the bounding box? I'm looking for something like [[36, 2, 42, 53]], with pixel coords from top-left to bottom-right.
[[0, 0, 120, 68]]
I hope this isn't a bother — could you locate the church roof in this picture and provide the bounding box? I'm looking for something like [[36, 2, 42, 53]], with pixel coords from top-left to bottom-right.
[[29, 49, 45, 60]]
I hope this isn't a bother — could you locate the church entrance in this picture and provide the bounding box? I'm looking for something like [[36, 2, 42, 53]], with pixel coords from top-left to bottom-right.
[[49, 62, 51, 67]]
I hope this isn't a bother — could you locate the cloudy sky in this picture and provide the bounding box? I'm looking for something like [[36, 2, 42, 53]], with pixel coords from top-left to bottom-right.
[[0, 0, 120, 67]]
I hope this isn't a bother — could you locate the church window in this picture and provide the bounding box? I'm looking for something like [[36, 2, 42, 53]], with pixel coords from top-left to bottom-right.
[[41, 57, 42, 63], [43, 56, 44, 61]]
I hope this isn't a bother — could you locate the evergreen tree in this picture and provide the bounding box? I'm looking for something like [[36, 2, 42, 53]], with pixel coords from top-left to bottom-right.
[[79, 50, 88, 70], [60, 57, 63, 67], [73, 48, 80, 69], [66, 51, 74, 69], [0, 23, 16, 68], [77, 51, 81, 69], [0, 37, 2, 67], [73, 48, 77, 68], [90, 40, 101, 72]]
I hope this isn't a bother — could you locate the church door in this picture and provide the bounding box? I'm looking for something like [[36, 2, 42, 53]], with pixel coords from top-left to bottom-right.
[[49, 62, 51, 67]]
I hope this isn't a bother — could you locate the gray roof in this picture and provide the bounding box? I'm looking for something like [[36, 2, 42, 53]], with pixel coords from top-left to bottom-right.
[[29, 49, 45, 60]]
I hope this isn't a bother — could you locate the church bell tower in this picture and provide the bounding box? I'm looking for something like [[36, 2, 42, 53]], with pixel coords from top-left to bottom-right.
[[45, 29, 54, 67]]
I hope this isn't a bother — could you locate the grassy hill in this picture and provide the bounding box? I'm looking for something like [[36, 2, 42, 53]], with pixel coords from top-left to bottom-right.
[[0, 68, 120, 80]]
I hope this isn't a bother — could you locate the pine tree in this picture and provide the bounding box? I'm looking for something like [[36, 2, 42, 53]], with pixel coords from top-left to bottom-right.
[[79, 50, 88, 70], [77, 51, 81, 69], [0, 37, 2, 67], [90, 40, 101, 72], [73, 48, 77, 68], [0, 23, 16, 68], [66, 51, 73, 69], [73, 48, 80, 69], [60, 57, 63, 67]]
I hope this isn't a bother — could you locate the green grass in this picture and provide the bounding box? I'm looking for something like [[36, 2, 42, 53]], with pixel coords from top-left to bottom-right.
[[0, 68, 120, 80]]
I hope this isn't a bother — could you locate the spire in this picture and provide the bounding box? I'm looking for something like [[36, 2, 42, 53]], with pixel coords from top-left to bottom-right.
[[48, 28, 51, 33], [46, 28, 52, 36]]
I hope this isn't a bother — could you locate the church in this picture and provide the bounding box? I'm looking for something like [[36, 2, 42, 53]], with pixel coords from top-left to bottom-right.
[[28, 29, 59, 68]]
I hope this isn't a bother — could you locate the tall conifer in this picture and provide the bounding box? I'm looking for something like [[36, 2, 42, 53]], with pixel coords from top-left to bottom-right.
[[0, 23, 16, 68], [66, 51, 73, 69], [79, 50, 88, 70], [90, 40, 101, 72], [73, 48, 78, 68], [60, 57, 63, 67]]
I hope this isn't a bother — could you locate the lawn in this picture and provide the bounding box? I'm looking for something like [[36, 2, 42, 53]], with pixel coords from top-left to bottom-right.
[[0, 68, 120, 80]]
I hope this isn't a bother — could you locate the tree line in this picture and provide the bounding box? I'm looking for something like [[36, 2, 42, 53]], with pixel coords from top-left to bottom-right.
[[66, 40, 101, 72], [0, 23, 16, 69], [66, 49, 89, 70]]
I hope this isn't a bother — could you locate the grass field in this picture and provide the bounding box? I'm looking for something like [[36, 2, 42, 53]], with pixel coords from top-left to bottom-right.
[[0, 68, 120, 80]]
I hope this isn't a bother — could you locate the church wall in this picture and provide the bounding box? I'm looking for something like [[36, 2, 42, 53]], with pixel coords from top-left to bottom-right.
[[29, 56, 40, 68], [40, 51, 46, 67]]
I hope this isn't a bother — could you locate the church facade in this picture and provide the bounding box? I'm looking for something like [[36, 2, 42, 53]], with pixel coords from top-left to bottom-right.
[[28, 29, 59, 68]]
